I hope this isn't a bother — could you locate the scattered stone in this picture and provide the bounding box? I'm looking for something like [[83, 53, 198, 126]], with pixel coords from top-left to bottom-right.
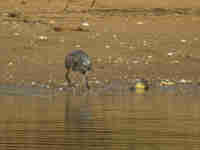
[[180, 39, 187, 43], [143, 40, 147, 46], [8, 62, 14, 66], [7, 10, 21, 18], [75, 44, 81, 48], [136, 21, 144, 25], [95, 80, 101, 84], [160, 80, 176, 86], [170, 60, 180, 64], [49, 20, 56, 25], [20, 0, 27, 5], [13, 32, 20, 36], [132, 60, 139, 64], [58, 87, 64, 91], [38, 36, 48, 41], [105, 45, 111, 49], [31, 81, 36, 86], [179, 79, 192, 84], [167, 52, 175, 56], [81, 22, 90, 27], [97, 58, 102, 62], [53, 26, 64, 32], [112, 34, 118, 39]]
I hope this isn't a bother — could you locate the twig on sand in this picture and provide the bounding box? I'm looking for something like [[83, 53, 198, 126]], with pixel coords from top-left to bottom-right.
[[90, 0, 96, 8]]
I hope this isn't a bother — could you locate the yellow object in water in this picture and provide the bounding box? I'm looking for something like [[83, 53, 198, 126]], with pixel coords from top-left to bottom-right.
[[129, 79, 149, 93], [135, 82, 147, 89]]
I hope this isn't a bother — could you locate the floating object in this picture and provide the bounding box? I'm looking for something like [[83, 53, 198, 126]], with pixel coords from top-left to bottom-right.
[[129, 79, 149, 93]]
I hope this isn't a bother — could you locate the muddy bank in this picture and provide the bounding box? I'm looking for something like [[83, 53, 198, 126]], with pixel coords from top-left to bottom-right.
[[2, 0, 200, 10]]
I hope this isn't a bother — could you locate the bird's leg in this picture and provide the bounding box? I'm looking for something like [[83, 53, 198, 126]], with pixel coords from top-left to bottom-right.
[[65, 69, 72, 86], [82, 72, 90, 90]]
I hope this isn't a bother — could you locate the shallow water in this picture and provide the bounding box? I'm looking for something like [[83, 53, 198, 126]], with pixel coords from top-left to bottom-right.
[[0, 86, 200, 150]]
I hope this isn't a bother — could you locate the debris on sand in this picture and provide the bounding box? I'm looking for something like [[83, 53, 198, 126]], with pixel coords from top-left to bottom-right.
[[53, 26, 65, 32], [7, 10, 22, 18], [38, 35, 48, 41], [178, 79, 192, 84], [160, 79, 176, 86]]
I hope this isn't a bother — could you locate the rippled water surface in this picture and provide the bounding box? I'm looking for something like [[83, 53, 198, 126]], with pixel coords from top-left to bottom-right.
[[0, 87, 200, 150]]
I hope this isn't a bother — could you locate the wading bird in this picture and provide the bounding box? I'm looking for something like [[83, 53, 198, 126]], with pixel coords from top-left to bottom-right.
[[65, 50, 92, 89]]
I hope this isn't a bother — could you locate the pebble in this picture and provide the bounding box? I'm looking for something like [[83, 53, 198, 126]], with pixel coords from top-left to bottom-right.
[[179, 79, 192, 84], [13, 32, 20, 36], [105, 45, 111, 49], [95, 80, 101, 84], [81, 22, 90, 27], [170, 60, 180, 64], [38, 36, 48, 41], [75, 44, 81, 48], [31, 81, 36, 86], [132, 60, 139, 64], [58, 87, 64, 91], [160, 80, 175, 86], [180, 39, 187, 43], [49, 20, 56, 24], [167, 52, 175, 56], [8, 62, 14, 66], [112, 34, 118, 39], [136, 21, 144, 25]]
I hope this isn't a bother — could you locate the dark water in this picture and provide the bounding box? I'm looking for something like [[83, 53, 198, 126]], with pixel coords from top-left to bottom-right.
[[0, 86, 200, 150]]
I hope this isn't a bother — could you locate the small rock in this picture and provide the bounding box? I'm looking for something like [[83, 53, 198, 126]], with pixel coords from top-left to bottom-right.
[[143, 40, 147, 46], [136, 21, 144, 25], [38, 36, 48, 41], [132, 60, 139, 64], [31, 81, 36, 86], [81, 22, 90, 27], [7, 11, 21, 18], [49, 20, 56, 24], [105, 45, 110, 49], [13, 32, 20, 36], [20, 0, 27, 4], [58, 87, 64, 91], [75, 44, 81, 48], [160, 80, 175, 86], [95, 80, 101, 84], [167, 52, 175, 56], [179, 79, 192, 84], [112, 34, 118, 39], [171, 60, 180, 64], [97, 58, 102, 62], [180, 39, 187, 43], [53, 26, 64, 32], [8, 62, 14, 66]]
